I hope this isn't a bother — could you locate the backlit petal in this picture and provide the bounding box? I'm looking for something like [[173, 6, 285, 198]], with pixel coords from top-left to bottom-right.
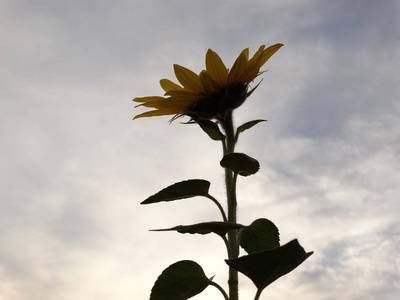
[[227, 52, 248, 84], [135, 96, 194, 112], [160, 79, 183, 93], [133, 96, 165, 104], [133, 109, 180, 119], [173, 64, 204, 93], [205, 49, 228, 86], [259, 43, 284, 66], [199, 70, 222, 92], [235, 45, 265, 82], [240, 48, 249, 61], [237, 44, 283, 82], [165, 89, 201, 101]]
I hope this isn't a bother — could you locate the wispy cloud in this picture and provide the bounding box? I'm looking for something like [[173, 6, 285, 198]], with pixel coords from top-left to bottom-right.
[[1, 0, 399, 299]]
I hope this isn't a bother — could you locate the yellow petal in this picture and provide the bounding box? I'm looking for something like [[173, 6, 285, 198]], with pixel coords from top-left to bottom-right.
[[165, 89, 200, 101], [199, 70, 221, 92], [173, 64, 204, 93], [237, 44, 283, 82], [240, 48, 249, 61], [227, 52, 248, 84], [133, 96, 165, 104], [247, 45, 266, 68], [160, 79, 183, 93], [260, 43, 284, 66], [133, 109, 179, 119], [134, 99, 168, 109], [235, 45, 266, 82], [205, 49, 228, 86], [137, 98, 194, 111]]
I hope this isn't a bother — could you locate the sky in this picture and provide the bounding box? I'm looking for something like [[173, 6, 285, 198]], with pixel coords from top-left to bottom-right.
[[1, 0, 399, 299]]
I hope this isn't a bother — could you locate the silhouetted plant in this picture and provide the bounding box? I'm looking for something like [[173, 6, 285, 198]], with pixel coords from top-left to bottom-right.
[[133, 44, 313, 300]]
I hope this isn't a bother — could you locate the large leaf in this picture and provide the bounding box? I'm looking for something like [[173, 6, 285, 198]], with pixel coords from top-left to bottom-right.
[[220, 152, 260, 176], [150, 260, 211, 300], [196, 119, 226, 141], [240, 218, 280, 254], [141, 180, 210, 204], [151, 221, 245, 237], [236, 119, 266, 135], [226, 239, 313, 294]]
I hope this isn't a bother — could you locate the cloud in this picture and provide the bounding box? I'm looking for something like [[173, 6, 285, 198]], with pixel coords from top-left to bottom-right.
[[1, 0, 399, 299]]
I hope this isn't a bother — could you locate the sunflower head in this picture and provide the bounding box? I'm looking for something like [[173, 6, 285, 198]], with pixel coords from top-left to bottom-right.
[[133, 44, 283, 122], [190, 82, 248, 120]]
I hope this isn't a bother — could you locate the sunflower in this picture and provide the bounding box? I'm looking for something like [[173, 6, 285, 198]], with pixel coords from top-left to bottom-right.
[[133, 43, 283, 121]]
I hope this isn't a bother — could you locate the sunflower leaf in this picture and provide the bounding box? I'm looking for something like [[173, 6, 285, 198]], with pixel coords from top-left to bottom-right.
[[141, 179, 210, 204], [226, 239, 313, 296], [150, 260, 211, 300], [196, 119, 226, 141], [240, 218, 280, 254], [220, 153, 260, 176], [237, 119, 267, 135], [151, 221, 245, 237]]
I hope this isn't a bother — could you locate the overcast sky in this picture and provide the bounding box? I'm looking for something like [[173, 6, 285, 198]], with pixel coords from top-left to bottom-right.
[[1, 0, 399, 299]]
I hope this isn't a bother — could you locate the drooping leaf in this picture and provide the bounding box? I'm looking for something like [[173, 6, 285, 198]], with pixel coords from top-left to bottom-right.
[[226, 239, 313, 295], [240, 218, 280, 254], [220, 152, 260, 176], [151, 221, 245, 237], [236, 119, 267, 135], [196, 119, 226, 141], [141, 180, 210, 204], [150, 260, 211, 300]]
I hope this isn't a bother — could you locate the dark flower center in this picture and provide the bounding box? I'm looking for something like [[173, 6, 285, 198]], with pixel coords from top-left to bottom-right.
[[192, 82, 248, 120]]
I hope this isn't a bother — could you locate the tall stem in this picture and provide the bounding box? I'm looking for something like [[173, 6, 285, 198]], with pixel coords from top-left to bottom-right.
[[221, 111, 239, 300], [254, 289, 262, 300]]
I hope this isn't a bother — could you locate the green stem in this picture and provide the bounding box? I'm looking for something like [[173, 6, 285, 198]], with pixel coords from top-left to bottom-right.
[[220, 111, 239, 300], [254, 289, 262, 300], [222, 235, 232, 260], [206, 194, 228, 222], [209, 280, 230, 300]]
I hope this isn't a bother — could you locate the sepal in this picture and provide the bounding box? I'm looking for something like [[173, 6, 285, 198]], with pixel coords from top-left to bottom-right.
[[236, 119, 266, 135]]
